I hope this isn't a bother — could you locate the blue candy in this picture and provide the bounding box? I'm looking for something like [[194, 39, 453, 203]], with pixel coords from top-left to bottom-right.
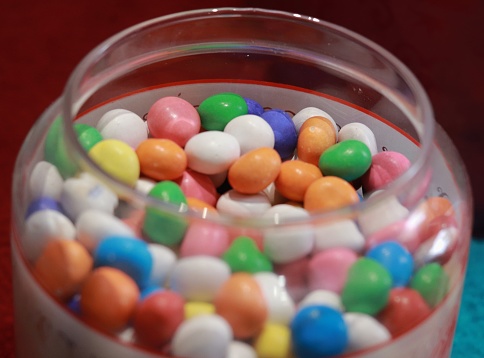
[[67, 294, 81, 314], [261, 109, 297, 160], [244, 97, 264, 116], [291, 305, 348, 358], [94, 236, 153, 288], [366, 241, 414, 287], [25, 196, 63, 218], [139, 286, 164, 300]]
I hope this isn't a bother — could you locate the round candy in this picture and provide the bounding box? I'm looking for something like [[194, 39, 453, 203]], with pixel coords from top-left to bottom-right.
[[366, 241, 414, 287], [97, 109, 147, 148], [344, 312, 391, 352], [244, 97, 264, 116], [274, 160, 323, 202], [254, 323, 291, 358], [292, 107, 338, 134], [184, 302, 215, 319], [227, 341, 257, 358], [228, 147, 281, 194], [313, 219, 365, 253], [338, 122, 378, 156], [185, 131, 241, 175], [133, 290, 185, 348], [261, 109, 298, 160], [136, 138, 187, 181], [297, 116, 337, 166], [410, 262, 449, 308], [147, 96, 201, 147], [198, 92, 248, 131], [291, 305, 348, 358], [80, 267, 140, 332], [304, 176, 359, 212], [216, 190, 272, 218], [362, 151, 411, 192], [25, 196, 63, 218], [319, 139, 372, 181], [34, 239, 93, 300], [299, 290, 344, 312], [175, 169, 218, 206], [180, 221, 229, 257], [89, 139, 140, 186], [223, 114, 275, 155], [222, 236, 273, 273], [147, 243, 177, 287], [214, 273, 268, 339], [171, 314, 233, 358], [74, 123, 103, 152], [29, 161, 64, 200], [341, 257, 392, 315]]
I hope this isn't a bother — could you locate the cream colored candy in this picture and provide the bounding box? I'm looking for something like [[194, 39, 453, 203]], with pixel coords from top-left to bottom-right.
[[223, 114, 275, 155], [97, 109, 148, 148], [227, 341, 257, 358], [344, 312, 391, 352], [338, 122, 378, 156], [298, 289, 344, 312]]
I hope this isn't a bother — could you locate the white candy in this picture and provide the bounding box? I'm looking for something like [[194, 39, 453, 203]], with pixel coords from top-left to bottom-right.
[[23, 209, 76, 261], [261, 182, 287, 206], [298, 289, 344, 312], [313, 219, 365, 253], [216, 190, 272, 218], [254, 272, 295, 325], [75, 209, 135, 252], [134, 177, 156, 195], [29, 161, 63, 200], [223, 114, 275, 155], [262, 204, 314, 263], [169, 256, 230, 301], [292, 106, 338, 136], [344, 312, 391, 352], [147, 243, 177, 287], [185, 131, 240, 175], [60, 173, 118, 220], [358, 191, 409, 237], [226, 341, 257, 358], [338, 122, 378, 156], [172, 314, 232, 358], [97, 109, 148, 148]]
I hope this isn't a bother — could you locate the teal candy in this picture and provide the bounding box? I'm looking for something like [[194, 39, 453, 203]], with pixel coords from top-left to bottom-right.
[[222, 236, 273, 273], [318, 139, 372, 181], [197, 92, 248, 131], [410, 263, 449, 308], [74, 123, 103, 152], [44, 117, 77, 178], [142, 181, 188, 246], [341, 257, 392, 315]]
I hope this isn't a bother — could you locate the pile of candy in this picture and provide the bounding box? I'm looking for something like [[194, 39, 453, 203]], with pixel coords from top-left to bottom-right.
[[24, 92, 457, 358]]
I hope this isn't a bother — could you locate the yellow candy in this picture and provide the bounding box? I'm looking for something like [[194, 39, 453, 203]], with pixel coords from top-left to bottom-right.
[[254, 323, 291, 358], [184, 302, 215, 319], [89, 139, 140, 186]]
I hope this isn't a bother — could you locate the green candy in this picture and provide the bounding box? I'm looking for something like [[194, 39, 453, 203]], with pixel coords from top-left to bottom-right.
[[44, 117, 77, 178], [341, 257, 392, 315], [410, 263, 449, 308], [142, 181, 188, 246], [74, 123, 103, 152], [222, 236, 273, 273], [318, 139, 372, 181], [197, 92, 248, 131]]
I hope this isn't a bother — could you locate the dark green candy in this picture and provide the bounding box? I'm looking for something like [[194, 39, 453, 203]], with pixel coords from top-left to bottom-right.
[[197, 92, 248, 131], [222, 236, 273, 273]]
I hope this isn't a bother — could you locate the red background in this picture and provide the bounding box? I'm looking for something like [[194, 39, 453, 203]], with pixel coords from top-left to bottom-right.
[[1, 0, 483, 356]]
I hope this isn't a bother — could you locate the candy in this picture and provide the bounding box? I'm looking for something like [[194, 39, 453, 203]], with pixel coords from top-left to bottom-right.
[[304, 176, 360, 212], [362, 151, 411, 192], [80, 267, 140, 332], [338, 122, 378, 156], [244, 97, 264, 116], [198, 92, 248, 131], [175, 169, 218, 206], [44, 117, 77, 178], [254, 323, 291, 358], [29, 161, 64, 200], [223, 114, 275, 155], [297, 116, 337, 166], [186, 197, 218, 216], [292, 106, 338, 134], [299, 289, 344, 312], [97, 109, 147, 148], [291, 305, 348, 358], [215, 273, 268, 339], [34, 239, 93, 300], [185, 131, 240, 174], [25, 196, 63, 218], [222, 236, 273, 273], [410, 262, 449, 308], [74, 123, 104, 152], [216, 190, 272, 217], [184, 302, 215, 319], [261, 109, 298, 160], [147, 96, 201, 147], [228, 147, 281, 194], [318, 139, 372, 181], [274, 160, 323, 202], [344, 312, 391, 352], [136, 138, 187, 181], [313, 219, 365, 253], [180, 221, 229, 257], [171, 314, 233, 358], [147, 243, 176, 287], [274, 257, 309, 302], [89, 139, 140, 186], [341, 258, 392, 315], [413, 226, 457, 267], [133, 290, 185, 348]]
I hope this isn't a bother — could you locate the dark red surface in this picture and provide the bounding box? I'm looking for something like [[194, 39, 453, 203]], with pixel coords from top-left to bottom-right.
[[1, 1, 483, 356]]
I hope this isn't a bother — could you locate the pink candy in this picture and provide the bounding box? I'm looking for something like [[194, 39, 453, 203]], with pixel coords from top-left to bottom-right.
[[362, 151, 411, 192], [180, 222, 230, 257]]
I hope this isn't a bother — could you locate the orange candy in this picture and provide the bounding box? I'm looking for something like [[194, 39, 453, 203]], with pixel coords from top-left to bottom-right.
[[297, 116, 337, 166], [275, 160, 323, 202], [34, 239, 93, 301], [214, 273, 268, 339], [80, 267, 140, 332], [228, 147, 281, 194], [187, 197, 219, 216], [136, 138, 187, 181], [304, 176, 359, 212]]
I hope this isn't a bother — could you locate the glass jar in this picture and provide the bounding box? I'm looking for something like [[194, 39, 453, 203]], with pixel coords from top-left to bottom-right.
[[11, 7, 472, 358]]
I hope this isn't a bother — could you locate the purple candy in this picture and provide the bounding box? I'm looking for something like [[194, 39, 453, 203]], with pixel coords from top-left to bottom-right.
[[25, 196, 63, 218], [244, 97, 264, 116], [261, 109, 298, 160]]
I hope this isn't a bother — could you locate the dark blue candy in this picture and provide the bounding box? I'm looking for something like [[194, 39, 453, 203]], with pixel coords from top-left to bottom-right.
[[261, 109, 297, 160], [244, 97, 264, 116], [366, 241, 414, 287], [291, 305, 348, 358], [67, 294, 82, 314], [25, 196, 63, 218], [94, 236, 153, 289]]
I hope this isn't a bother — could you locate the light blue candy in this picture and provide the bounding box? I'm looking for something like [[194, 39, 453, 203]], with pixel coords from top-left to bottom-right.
[[366, 241, 414, 287], [94, 236, 153, 288], [291, 305, 348, 358]]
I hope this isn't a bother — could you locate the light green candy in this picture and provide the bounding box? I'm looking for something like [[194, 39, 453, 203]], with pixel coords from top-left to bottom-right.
[[410, 263, 449, 308], [197, 92, 248, 131], [222, 236, 273, 273]]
